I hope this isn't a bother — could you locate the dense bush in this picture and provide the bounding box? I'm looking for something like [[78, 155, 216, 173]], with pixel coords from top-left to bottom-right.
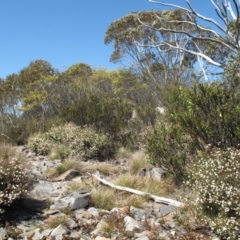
[[187, 148, 240, 239], [146, 118, 193, 182], [0, 145, 29, 214], [166, 81, 240, 149], [28, 123, 112, 161]]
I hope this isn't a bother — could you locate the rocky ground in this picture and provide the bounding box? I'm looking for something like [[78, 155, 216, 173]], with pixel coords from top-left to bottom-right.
[[0, 146, 218, 240]]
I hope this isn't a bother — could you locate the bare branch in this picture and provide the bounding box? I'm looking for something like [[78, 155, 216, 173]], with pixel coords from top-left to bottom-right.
[[90, 173, 184, 207]]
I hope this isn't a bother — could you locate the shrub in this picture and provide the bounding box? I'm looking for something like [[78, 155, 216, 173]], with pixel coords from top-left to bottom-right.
[[28, 123, 112, 160], [146, 118, 193, 182], [0, 145, 29, 214], [187, 148, 240, 239], [166, 81, 240, 149]]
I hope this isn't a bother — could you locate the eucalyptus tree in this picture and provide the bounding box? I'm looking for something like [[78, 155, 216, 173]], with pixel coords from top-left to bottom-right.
[[105, 10, 213, 88], [146, 0, 240, 78]]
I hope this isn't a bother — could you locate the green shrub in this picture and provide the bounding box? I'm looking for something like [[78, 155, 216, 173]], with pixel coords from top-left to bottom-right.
[[28, 123, 112, 160], [146, 118, 193, 182], [166, 81, 240, 149], [187, 148, 240, 239], [0, 145, 29, 214]]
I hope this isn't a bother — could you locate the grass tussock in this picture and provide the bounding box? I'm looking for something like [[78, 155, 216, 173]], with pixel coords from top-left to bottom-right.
[[115, 173, 175, 197], [80, 161, 120, 176], [128, 150, 149, 174]]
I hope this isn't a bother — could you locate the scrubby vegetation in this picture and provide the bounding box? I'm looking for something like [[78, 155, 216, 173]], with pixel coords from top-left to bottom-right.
[[1, 10, 240, 238], [0, 144, 29, 215], [27, 123, 112, 161]]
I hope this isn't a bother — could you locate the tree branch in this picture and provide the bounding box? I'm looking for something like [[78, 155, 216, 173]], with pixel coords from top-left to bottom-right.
[[90, 173, 184, 207]]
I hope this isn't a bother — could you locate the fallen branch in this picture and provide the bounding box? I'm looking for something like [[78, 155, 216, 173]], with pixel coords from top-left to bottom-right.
[[89, 173, 184, 207]]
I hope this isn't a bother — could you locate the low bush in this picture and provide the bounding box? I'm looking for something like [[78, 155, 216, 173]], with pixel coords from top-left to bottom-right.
[[187, 148, 240, 239], [0, 145, 29, 214], [28, 123, 112, 160], [146, 118, 193, 182]]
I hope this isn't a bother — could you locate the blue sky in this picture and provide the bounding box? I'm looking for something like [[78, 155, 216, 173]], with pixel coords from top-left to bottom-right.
[[0, 0, 218, 78]]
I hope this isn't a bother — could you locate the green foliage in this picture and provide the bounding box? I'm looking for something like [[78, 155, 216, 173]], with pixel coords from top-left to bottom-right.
[[28, 123, 112, 161], [0, 145, 29, 214], [167, 81, 240, 149], [187, 148, 240, 239], [146, 118, 192, 182]]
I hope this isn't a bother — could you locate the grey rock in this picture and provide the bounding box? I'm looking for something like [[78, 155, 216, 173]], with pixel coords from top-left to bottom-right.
[[29, 180, 69, 200], [53, 191, 90, 210], [124, 216, 142, 232], [130, 207, 146, 221], [158, 230, 169, 239], [158, 205, 176, 217]]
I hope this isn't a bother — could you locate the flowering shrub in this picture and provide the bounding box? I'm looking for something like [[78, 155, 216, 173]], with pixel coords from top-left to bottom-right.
[[0, 145, 29, 214], [187, 148, 240, 239], [28, 123, 112, 160]]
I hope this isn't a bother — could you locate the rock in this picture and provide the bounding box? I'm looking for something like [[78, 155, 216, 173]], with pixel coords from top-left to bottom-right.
[[53, 169, 81, 181], [150, 167, 166, 181], [88, 207, 99, 217], [49, 224, 67, 240], [130, 207, 146, 221], [135, 236, 149, 240], [110, 206, 129, 218], [158, 205, 176, 217], [95, 237, 111, 240], [124, 216, 142, 232], [137, 166, 166, 180], [31, 228, 52, 240], [91, 218, 108, 237], [63, 230, 81, 238], [158, 230, 169, 239], [29, 180, 69, 200], [75, 209, 93, 220], [0, 228, 7, 240], [66, 217, 78, 229]]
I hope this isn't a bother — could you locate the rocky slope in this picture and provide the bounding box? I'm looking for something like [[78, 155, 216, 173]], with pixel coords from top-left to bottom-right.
[[0, 146, 217, 240]]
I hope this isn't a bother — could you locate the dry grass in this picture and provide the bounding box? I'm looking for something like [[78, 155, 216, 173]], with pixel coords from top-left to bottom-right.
[[91, 188, 116, 210], [45, 215, 68, 228], [128, 150, 150, 174], [80, 161, 120, 176], [114, 173, 175, 197]]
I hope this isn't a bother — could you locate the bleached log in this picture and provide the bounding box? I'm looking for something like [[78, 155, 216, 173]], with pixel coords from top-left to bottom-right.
[[89, 173, 184, 207]]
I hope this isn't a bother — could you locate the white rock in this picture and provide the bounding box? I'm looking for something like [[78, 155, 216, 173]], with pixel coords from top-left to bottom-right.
[[49, 224, 67, 240], [0, 228, 7, 240], [124, 216, 142, 232]]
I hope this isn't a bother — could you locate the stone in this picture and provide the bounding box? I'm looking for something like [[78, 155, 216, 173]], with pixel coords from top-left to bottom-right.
[[158, 205, 176, 217], [135, 236, 149, 240], [88, 207, 99, 217], [51, 190, 90, 211], [91, 218, 109, 237], [53, 169, 81, 181], [130, 207, 146, 221], [124, 216, 142, 232], [66, 217, 78, 229], [150, 167, 166, 181], [95, 237, 111, 240], [75, 209, 93, 220], [31, 228, 52, 240], [0, 228, 7, 240], [49, 224, 67, 240]]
